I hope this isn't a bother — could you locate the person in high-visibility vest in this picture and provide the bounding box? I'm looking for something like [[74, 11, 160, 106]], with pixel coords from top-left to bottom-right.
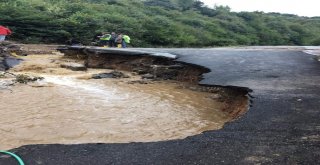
[[122, 35, 130, 48], [98, 32, 111, 47]]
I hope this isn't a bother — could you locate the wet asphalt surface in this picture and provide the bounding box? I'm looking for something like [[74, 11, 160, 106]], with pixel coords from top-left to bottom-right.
[[1, 48, 320, 164]]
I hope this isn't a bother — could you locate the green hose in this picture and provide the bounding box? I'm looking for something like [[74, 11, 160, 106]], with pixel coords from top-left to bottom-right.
[[0, 150, 25, 165]]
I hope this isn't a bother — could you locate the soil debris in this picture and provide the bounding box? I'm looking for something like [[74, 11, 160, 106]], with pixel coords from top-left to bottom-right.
[[14, 74, 44, 84], [0, 41, 28, 56]]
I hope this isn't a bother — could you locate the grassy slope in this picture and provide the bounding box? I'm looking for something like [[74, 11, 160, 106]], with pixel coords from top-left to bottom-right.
[[0, 0, 320, 47]]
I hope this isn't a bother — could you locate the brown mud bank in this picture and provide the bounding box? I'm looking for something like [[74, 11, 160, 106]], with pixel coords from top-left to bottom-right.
[[0, 42, 25, 71], [60, 46, 250, 119], [0, 42, 60, 71]]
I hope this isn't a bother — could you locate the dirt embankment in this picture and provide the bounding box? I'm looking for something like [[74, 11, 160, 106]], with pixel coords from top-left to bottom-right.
[[0, 42, 24, 71], [0, 43, 64, 89], [0, 42, 60, 71], [60, 47, 250, 120]]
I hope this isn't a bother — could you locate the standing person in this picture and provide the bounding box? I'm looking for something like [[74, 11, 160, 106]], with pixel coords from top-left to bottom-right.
[[0, 25, 12, 41], [92, 32, 103, 45], [115, 33, 123, 48], [109, 32, 117, 47], [99, 32, 111, 47], [122, 35, 131, 48]]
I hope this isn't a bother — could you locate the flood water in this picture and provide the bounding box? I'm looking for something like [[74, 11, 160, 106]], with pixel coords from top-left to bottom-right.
[[0, 54, 230, 150]]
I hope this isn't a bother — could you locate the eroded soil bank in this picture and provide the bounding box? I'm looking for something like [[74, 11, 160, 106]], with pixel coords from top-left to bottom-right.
[[61, 46, 250, 118], [0, 44, 249, 150]]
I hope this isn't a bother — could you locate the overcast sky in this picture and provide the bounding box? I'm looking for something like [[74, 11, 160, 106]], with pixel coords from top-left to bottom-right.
[[200, 0, 320, 17]]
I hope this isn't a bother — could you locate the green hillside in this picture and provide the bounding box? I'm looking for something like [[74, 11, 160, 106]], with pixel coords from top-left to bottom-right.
[[1, 0, 320, 47]]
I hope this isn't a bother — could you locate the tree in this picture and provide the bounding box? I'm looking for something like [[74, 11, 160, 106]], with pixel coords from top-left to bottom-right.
[[176, 0, 194, 11], [1, 0, 320, 46]]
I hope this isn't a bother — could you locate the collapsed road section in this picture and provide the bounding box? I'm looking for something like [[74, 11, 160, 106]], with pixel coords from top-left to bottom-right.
[[59, 46, 251, 119]]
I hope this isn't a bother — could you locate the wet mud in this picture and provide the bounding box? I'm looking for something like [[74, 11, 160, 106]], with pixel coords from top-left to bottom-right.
[[0, 45, 249, 150]]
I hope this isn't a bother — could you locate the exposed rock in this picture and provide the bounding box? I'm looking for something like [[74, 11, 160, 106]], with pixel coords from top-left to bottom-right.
[[92, 71, 130, 79], [60, 63, 87, 71], [141, 73, 154, 79], [111, 71, 130, 78], [92, 73, 113, 79]]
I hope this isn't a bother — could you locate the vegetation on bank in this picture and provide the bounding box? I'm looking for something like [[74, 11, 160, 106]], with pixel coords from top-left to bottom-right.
[[1, 0, 320, 47]]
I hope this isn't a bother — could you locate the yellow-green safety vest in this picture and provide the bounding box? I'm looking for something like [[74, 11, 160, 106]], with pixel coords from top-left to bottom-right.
[[123, 35, 130, 43], [100, 34, 111, 41]]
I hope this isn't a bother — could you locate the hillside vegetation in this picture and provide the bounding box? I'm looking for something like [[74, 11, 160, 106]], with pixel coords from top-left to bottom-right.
[[1, 0, 320, 47]]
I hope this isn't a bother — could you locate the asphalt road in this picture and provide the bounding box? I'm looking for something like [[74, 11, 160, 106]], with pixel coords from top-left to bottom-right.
[[1, 48, 319, 165]]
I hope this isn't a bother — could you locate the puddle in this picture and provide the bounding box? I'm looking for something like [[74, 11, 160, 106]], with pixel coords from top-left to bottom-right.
[[0, 54, 240, 150]]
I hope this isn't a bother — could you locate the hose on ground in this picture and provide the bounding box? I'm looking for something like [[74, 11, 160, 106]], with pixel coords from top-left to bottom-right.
[[0, 150, 25, 165]]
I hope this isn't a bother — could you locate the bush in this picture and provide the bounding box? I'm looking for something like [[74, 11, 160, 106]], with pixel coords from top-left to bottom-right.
[[1, 0, 320, 47]]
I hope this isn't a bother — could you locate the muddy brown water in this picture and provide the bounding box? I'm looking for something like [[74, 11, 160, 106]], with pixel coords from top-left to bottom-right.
[[0, 54, 233, 150]]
